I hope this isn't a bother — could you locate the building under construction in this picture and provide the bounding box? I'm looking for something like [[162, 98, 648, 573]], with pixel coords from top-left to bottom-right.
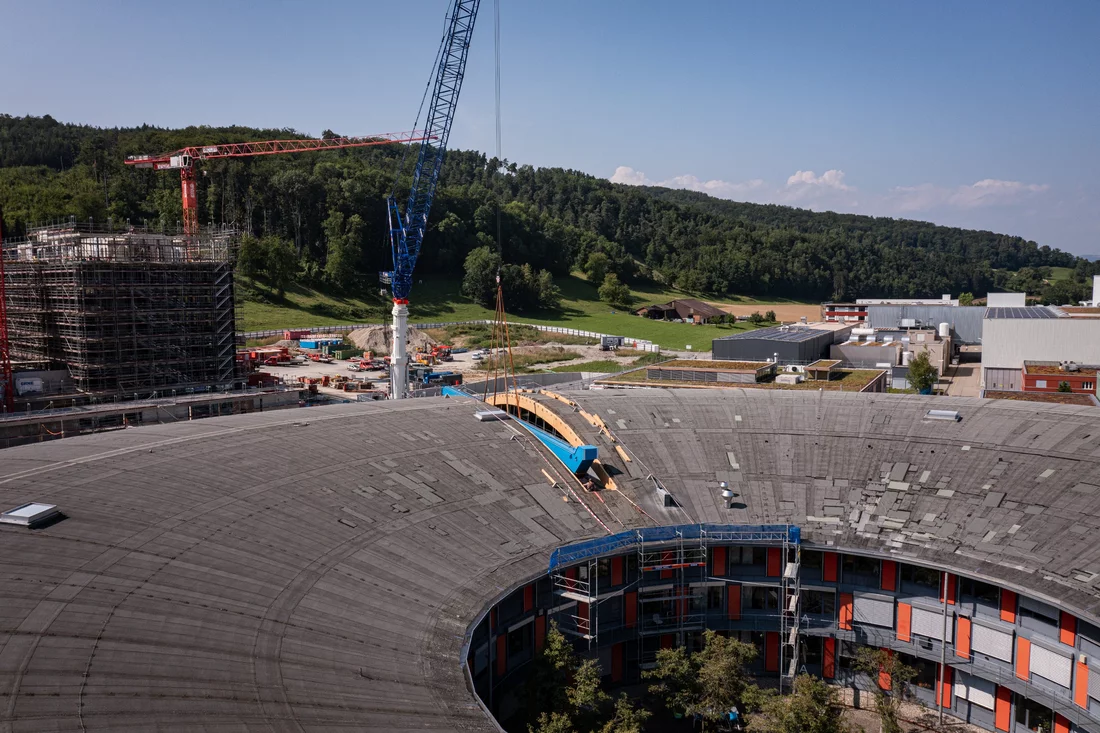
[[3, 222, 240, 401]]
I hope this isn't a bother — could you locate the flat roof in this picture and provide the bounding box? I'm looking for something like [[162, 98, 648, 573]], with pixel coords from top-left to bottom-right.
[[716, 326, 828, 343], [3, 393, 1100, 729], [985, 306, 1058, 319]]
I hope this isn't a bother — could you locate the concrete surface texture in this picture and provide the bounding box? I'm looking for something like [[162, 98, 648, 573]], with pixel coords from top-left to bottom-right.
[[1, 389, 1099, 730]]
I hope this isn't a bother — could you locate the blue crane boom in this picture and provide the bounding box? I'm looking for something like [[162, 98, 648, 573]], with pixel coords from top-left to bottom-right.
[[384, 0, 481, 399], [384, 0, 480, 302]]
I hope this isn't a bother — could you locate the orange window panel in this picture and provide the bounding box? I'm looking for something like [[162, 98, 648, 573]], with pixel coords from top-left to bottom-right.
[[1054, 714, 1070, 733], [611, 643, 624, 683], [660, 634, 673, 650], [767, 547, 781, 577], [523, 584, 534, 613], [822, 638, 836, 679], [839, 593, 854, 630], [936, 665, 953, 708], [823, 552, 838, 582], [1000, 589, 1017, 623], [624, 591, 637, 629], [881, 560, 897, 592], [956, 616, 972, 660], [765, 632, 779, 672], [897, 602, 912, 642], [1015, 637, 1031, 681], [995, 685, 1011, 731], [945, 573, 956, 605], [496, 634, 507, 677], [1060, 612, 1077, 647], [1075, 660, 1090, 708], [535, 615, 546, 651], [713, 547, 726, 578], [611, 556, 624, 586], [728, 584, 742, 620]]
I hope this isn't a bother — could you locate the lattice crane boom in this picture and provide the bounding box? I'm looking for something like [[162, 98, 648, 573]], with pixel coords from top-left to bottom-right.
[[125, 131, 432, 236], [0, 208, 14, 412], [384, 0, 481, 400]]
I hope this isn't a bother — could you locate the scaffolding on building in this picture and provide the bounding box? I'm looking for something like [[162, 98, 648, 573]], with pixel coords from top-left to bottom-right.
[[1, 221, 239, 400]]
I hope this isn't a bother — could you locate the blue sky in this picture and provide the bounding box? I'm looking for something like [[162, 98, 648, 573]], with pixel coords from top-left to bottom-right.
[[2, 0, 1098, 254]]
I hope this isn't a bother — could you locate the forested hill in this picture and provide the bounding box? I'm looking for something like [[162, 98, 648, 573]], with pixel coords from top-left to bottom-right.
[[1, 114, 1093, 302]]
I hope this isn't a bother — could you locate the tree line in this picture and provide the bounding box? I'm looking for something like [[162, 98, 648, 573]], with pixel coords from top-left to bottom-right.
[[2, 114, 1096, 304]]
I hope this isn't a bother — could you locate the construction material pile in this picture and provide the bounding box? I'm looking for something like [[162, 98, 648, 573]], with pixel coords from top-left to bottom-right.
[[346, 326, 437, 356]]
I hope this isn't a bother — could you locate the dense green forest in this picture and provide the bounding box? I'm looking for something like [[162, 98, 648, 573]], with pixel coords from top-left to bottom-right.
[[2, 114, 1097, 304]]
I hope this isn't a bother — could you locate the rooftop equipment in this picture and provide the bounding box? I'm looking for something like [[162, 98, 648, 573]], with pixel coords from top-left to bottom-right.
[[0, 502, 60, 528], [926, 409, 961, 422]]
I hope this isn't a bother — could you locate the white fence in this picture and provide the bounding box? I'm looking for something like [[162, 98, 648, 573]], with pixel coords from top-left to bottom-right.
[[238, 319, 661, 353]]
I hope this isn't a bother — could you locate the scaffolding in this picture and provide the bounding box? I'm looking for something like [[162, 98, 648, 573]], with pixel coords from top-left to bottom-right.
[[2, 222, 239, 399]]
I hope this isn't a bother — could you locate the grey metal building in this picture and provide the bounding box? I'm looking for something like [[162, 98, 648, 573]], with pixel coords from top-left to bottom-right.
[[713, 326, 836, 363], [867, 305, 986, 344]]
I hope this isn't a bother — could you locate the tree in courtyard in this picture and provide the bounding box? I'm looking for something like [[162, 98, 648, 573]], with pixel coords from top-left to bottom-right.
[[598, 273, 631, 306], [854, 648, 916, 733], [645, 629, 757, 728], [746, 674, 852, 733], [1058, 380, 1073, 392], [599, 694, 652, 733], [958, 292, 974, 306], [907, 350, 939, 393]]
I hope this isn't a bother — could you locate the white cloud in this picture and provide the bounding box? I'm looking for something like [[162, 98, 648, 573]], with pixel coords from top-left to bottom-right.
[[785, 169, 853, 191], [888, 179, 1050, 212], [610, 166, 765, 197]]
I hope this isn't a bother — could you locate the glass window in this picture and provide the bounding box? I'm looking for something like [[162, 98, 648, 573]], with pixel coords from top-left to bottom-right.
[[708, 586, 723, 610], [842, 555, 880, 586], [802, 637, 823, 666], [901, 564, 940, 590], [960, 577, 1000, 605], [1020, 603, 1058, 628], [507, 625, 530, 657], [626, 554, 638, 577], [690, 589, 707, 612], [597, 558, 611, 581], [802, 589, 836, 616], [1015, 695, 1054, 731], [802, 551, 823, 570], [745, 585, 778, 611], [838, 641, 858, 670], [900, 653, 937, 690]]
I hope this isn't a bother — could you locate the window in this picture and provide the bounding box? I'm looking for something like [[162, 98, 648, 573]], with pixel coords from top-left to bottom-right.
[[597, 558, 611, 582], [690, 589, 707, 612], [1085, 381, 1095, 390], [960, 577, 1000, 606], [838, 641, 859, 670], [507, 624, 531, 658], [802, 551, 823, 571], [803, 637, 823, 666], [1035, 380, 1048, 388], [745, 585, 778, 611], [626, 554, 638, 577], [1015, 695, 1054, 732], [900, 654, 937, 690], [842, 555, 880, 586], [801, 589, 836, 616], [901, 565, 940, 591], [1020, 603, 1059, 629], [731, 547, 766, 565], [707, 586, 723, 610]]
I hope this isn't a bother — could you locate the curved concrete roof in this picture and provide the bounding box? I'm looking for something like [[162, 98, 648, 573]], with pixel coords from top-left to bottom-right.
[[1, 390, 1099, 730]]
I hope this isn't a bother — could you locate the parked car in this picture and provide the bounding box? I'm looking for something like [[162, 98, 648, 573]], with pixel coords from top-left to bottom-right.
[[347, 364, 361, 372], [471, 354, 484, 362]]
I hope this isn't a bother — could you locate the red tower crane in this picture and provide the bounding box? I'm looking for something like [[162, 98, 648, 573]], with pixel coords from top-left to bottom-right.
[[124, 131, 432, 236], [0, 207, 14, 413]]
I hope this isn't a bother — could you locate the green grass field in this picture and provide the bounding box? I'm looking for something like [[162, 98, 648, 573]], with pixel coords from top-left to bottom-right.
[[237, 274, 803, 350]]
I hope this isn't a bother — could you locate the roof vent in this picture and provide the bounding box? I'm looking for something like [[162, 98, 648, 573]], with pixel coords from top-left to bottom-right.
[[0, 503, 62, 528], [926, 410, 961, 422]]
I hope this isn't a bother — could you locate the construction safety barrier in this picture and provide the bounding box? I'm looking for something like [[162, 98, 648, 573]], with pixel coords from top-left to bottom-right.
[[547, 523, 801, 572]]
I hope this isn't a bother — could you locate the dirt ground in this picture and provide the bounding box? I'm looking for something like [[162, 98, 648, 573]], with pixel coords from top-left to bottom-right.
[[708, 303, 823, 322], [345, 326, 437, 356]]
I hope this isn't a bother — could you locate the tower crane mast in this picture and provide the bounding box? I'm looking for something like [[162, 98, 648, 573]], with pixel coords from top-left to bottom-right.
[[384, 0, 481, 399], [0, 209, 13, 413], [125, 131, 431, 236]]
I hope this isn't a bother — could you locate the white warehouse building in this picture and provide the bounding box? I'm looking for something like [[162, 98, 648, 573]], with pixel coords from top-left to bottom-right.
[[982, 305, 1100, 391]]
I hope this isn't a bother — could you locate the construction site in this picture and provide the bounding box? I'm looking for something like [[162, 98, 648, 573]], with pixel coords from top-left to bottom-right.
[[3, 221, 239, 396]]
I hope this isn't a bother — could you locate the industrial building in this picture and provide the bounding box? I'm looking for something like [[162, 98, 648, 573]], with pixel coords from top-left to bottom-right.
[[982, 306, 1100, 392], [2, 222, 241, 406], [2, 390, 1100, 733], [712, 322, 852, 362]]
